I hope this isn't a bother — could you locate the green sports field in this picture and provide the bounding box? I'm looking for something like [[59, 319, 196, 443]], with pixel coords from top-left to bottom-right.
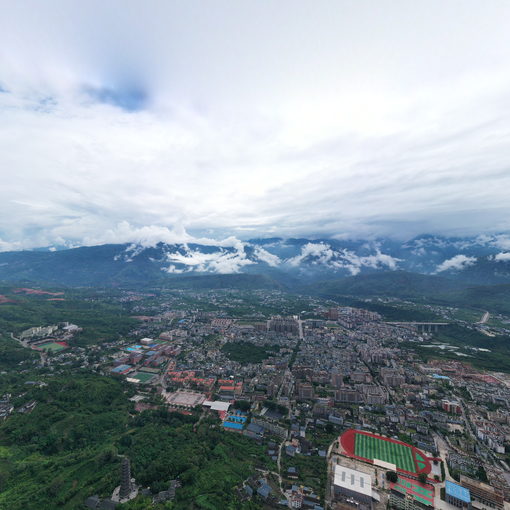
[[355, 433, 416, 473], [392, 477, 434, 506], [37, 342, 67, 352], [130, 371, 155, 383]]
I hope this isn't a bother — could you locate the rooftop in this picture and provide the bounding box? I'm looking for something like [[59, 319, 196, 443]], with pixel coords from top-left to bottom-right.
[[446, 481, 471, 503], [333, 464, 372, 497]]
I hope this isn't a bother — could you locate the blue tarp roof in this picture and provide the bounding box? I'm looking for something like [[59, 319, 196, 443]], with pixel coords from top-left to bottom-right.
[[446, 481, 471, 503]]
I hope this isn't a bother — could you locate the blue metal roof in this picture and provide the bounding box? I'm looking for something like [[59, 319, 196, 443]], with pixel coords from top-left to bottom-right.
[[111, 364, 131, 373], [223, 421, 244, 430], [446, 481, 471, 503], [257, 483, 271, 498]]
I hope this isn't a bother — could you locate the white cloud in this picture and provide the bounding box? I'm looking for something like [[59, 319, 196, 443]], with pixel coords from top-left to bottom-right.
[[494, 252, 510, 262], [160, 239, 282, 274], [1, 2, 510, 246], [163, 245, 254, 274], [165, 265, 185, 274], [253, 246, 281, 267], [0, 238, 23, 252], [489, 236, 510, 251], [287, 243, 335, 267], [435, 254, 477, 273], [287, 242, 399, 275]]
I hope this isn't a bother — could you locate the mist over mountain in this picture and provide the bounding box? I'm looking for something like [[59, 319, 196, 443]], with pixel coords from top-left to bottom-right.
[[2, 233, 510, 288]]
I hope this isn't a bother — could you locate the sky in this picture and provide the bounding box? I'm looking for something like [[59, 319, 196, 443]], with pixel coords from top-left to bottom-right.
[[1, 0, 510, 251]]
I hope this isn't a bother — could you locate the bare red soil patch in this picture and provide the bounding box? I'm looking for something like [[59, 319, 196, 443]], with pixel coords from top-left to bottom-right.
[[14, 288, 64, 296]]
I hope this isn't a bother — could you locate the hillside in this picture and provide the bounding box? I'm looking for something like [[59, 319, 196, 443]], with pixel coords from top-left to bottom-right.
[[303, 271, 468, 299], [441, 284, 510, 315]]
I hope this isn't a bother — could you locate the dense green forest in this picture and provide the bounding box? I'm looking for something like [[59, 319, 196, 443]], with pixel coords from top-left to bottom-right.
[[0, 288, 136, 346], [221, 342, 279, 364], [303, 271, 466, 299], [0, 375, 269, 510], [0, 336, 38, 370], [304, 271, 510, 317]]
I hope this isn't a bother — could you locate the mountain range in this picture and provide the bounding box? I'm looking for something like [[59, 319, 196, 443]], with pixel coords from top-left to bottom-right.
[[1, 234, 510, 289]]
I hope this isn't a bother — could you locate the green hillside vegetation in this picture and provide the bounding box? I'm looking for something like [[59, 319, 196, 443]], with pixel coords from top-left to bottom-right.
[[120, 410, 268, 510], [221, 341, 279, 364], [0, 246, 283, 290], [0, 336, 38, 370], [0, 376, 131, 509], [441, 284, 510, 315], [306, 271, 510, 319], [163, 273, 283, 290], [0, 290, 136, 346], [304, 271, 466, 299], [0, 375, 268, 510], [404, 324, 510, 372], [0, 244, 164, 286]]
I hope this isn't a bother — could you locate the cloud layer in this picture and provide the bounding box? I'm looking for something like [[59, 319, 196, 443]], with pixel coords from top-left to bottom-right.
[[435, 255, 477, 273], [287, 242, 399, 275], [2, 1, 510, 249]]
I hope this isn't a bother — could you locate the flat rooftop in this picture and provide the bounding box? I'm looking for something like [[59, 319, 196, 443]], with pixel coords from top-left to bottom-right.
[[203, 400, 231, 412], [334, 464, 372, 497], [165, 390, 206, 407], [446, 481, 471, 503]]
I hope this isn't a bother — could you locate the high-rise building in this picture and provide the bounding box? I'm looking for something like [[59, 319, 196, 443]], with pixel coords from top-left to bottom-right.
[[327, 308, 339, 320], [297, 382, 314, 400], [268, 317, 299, 335]]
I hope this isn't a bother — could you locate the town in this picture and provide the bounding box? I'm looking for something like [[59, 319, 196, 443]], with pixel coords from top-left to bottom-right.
[[3, 287, 510, 510]]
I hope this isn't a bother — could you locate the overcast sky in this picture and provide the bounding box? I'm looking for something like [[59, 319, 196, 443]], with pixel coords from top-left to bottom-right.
[[1, 0, 510, 250]]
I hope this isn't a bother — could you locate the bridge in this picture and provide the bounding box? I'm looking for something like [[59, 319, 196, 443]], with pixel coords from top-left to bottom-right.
[[385, 321, 450, 333]]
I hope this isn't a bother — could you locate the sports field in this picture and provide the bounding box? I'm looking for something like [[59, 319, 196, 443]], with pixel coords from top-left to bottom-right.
[[391, 476, 434, 506], [130, 372, 155, 383], [356, 432, 415, 472], [37, 341, 68, 352], [340, 429, 431, 476]]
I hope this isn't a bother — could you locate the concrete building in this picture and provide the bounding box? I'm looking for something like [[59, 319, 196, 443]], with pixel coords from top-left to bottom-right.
[[268, 317, 299, 335], [442, 400, 462, 414], [460, 476, 504, 510], [445, 481, 471, 510], [333, 464, 373, 509], [335, 388, 362, 404], [297, 382, 314, 400]]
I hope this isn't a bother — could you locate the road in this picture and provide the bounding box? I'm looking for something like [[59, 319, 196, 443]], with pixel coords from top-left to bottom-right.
[[434, 433, 453, 481], [325, 439, 338, 510], [276, 438, 286, 495]]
